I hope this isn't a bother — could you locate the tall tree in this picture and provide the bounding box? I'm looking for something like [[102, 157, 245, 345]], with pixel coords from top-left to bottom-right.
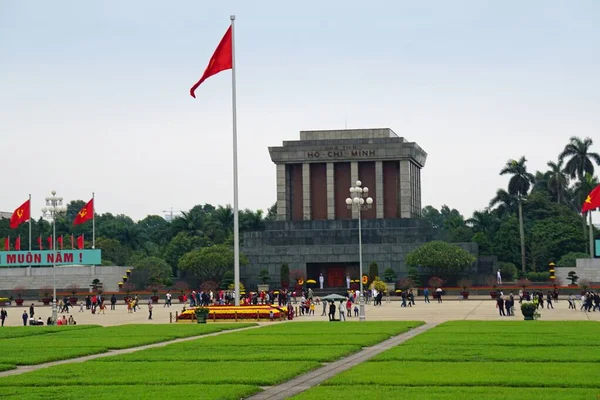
[[545, 159, 569, 204], [488, 189, 517, 218], [559, 136, 600, 180], [499, 157, 534, 272]]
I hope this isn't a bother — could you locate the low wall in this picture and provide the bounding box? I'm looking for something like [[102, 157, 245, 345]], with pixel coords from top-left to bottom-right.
[[0, 265, 131, 292], [555, 258, 600, 284]]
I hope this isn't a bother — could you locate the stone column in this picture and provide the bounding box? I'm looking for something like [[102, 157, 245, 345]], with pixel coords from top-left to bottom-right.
[[302, 163, 311, 220], [399, 160, 413, 218], [350, 161, 359, 219], [326, 162, 335, 219], [375, 161, 384, 219], [276, 164, 287, 221]]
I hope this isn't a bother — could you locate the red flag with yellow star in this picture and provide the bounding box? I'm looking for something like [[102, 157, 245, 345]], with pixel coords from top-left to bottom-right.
[[582, 184, 600, 213], [73, 199, 94, 225]]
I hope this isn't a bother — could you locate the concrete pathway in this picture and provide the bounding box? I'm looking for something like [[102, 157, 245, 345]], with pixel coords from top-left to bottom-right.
[[247, 322, 438, 400], [0, 324, 261, 378]]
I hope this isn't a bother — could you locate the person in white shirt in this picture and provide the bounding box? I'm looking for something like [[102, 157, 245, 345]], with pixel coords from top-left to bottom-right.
[[496, 269, 502, 285]]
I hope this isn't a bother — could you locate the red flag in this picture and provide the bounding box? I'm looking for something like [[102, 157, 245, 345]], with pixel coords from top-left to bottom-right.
[[47, 236, 53, 250], [582, 184, 600, 213], [189, 25, 232, 98], [4, 237, 9, 251], [15, 236, 21, 251], [73, 199, 94, 225], [58, 235, 64, 250], [37, 236, 43, 250], [70, 234, 74, 250], [77, 234, 84, 250], [10, 199, 31, 229]]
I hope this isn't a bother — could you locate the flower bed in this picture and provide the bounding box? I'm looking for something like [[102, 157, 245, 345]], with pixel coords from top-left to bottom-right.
[[177, 305, 283, 321]]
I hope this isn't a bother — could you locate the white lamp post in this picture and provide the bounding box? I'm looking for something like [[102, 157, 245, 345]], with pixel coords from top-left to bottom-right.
[[345, 180, 373, 322], [41, 191, 67, 324]]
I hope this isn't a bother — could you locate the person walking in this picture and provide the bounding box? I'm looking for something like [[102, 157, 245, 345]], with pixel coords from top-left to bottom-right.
[[148, 302, 153, 320], [110, 294, 117, 310], [22, 310, 28, 326], [321, 299, 327, 316], [423, 287, 430, 303], [164, 291, 172, 308], [497, 296, 506, 316], [339, 300, 346, 321], [0, 308, 7, 327], [328, 301, 336, 321], [436, 288, 443, 303], [546, 292, 554, 309], [29, 304, 35, 319]]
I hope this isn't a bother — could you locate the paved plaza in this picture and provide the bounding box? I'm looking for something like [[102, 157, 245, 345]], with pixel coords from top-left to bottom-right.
[[3, 296, 599, 327]]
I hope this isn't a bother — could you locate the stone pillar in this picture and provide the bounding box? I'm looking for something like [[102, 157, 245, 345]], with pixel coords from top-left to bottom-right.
[[276, 164, 287, 221], [399, 160, 413, 218], [375, 161, 384, 219], [302, 163, 311, 220], [350, 161, 359, 219], [326, 162, 335, 219]]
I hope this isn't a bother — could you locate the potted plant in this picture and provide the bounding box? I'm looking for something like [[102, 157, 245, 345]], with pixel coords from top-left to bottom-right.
[[397, 278, 415, 297], [457, 278, 472, 299], [428, 276, 444, 299], [39, 285, 52, 305], [194, 307, 210, 324], [67, 283, 79, 305], [566, 271, 578, 287], [520, 301, 539, 321], [13, 286, 25, 306], [485, 276, 498, 298], [147, 283, 161, 303], [258, 268, 270, 293], [383, 268, 397, 294], [280, 263, 290, 289], [173, 281, 189, 302], [126, 269, 132, 277]]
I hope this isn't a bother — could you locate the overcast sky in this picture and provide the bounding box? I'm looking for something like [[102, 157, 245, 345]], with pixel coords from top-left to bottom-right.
[[1, 1, 599, 222]]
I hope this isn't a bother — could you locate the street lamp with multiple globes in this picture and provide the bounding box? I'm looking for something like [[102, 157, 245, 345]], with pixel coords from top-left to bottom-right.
[[41, 191, 67, 323], [345, 180, 373, 322]]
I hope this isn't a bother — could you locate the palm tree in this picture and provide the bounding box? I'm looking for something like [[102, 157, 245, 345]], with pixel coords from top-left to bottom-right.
[[466, 209, 500, 239], [559, 136, 600, 180], [573, 173, 600, 256], [545, 159, 569, 204], [559, 137, 600, 243], [489, 189, 517, 218], [499, 157, 535, 272]]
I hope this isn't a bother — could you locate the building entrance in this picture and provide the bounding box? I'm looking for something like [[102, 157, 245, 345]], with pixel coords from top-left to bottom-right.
[[306, 262, 359, 288]]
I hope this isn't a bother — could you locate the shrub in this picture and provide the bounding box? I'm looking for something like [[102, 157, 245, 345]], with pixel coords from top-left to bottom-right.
[[498, 262, 518, 281], [526, 271, 550, 282], [579, 279, 590, 290], [280, 263, 290, 287], [383, 268, 396, 283], [173, 280, 189, 295], [13, 286, 26, 299], [259, 269, 270, 284], [368, 262, 379, 283], [220, 270, 234, 289], [427, 276, 444, 289], [567, 271, 579, 285], [557, 252, 589, 268], [200, 280, 218, 293], [407, 266, 421, 286], [520, 302, 537, 314], [370, 278, 387, 294], [227, 282, 245, 294], [397, 278, 415, 290], [517, 278, 530, 288], [457, 278, 472, 290]]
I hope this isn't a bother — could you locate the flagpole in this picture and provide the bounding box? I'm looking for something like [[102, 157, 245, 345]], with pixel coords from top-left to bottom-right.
[[230, 15, 240, 307], [92, 192, 96, 249], [28, 194, 32, 252], [589, 210, 594, 258]]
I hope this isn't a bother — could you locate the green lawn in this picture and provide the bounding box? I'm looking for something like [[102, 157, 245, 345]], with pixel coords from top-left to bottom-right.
[[0, 321, 423, 400], [0, 323, 253, 367], [0, 365, 15, 373], [294, 321, 600, 399], [294, 386, 600, 400], [0, 325, 99, 339], [92, 344, 362, 362], [0, 384, 261, 400]]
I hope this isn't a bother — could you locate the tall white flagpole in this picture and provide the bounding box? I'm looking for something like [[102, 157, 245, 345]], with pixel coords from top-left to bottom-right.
[[230, 15, 240, 306], [92, 192, 96, 249], [589, 210, 594, 258], [28, 193, 32, 252]]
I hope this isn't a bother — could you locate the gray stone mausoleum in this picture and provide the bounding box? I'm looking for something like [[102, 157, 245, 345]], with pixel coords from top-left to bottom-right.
[[241, 128, 478, 288]]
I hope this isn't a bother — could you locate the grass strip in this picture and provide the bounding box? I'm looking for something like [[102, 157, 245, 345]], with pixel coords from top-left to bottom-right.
[[0, 384, 261, 400], [293, 385, 599, 400], [323, 361, 600, 388], [244, 321, 424, 335], [405, 331, 584, 346], [0, 347, 108, 366], [0, 361, 320, 387], [194, 333, 391, 346], [372, 343, 600, 362], [433, 320, 600, 334], [0, 325, 100, 339], [0, 365, 15, 372], [91, 344, 362, 362]]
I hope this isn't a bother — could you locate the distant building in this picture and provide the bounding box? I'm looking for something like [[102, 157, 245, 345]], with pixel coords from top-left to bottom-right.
[[0, 211, 12, 219]]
